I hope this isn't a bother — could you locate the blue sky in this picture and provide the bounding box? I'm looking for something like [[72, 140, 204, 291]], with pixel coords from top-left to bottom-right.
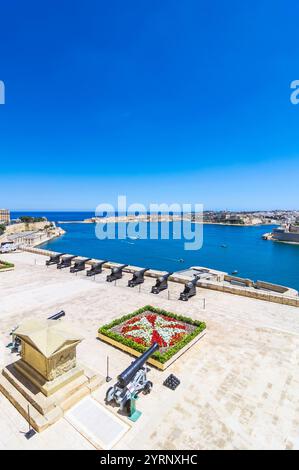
[[0, 0, 298, 211]]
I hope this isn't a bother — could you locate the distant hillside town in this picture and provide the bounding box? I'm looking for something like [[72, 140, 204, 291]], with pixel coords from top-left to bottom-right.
[[200, 210, 299, 225], [0, 209, 64, 251]]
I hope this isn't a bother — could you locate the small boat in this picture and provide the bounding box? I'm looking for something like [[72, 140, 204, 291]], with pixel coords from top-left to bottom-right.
[[220, 244, 228, 248], [231, 270, 238, 275], [179, 258, 184, 263]]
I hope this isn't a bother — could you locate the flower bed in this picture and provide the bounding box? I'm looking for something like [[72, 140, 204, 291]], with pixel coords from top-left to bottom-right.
[[0, 260, 14, 271], [98, 305, 206, 368]]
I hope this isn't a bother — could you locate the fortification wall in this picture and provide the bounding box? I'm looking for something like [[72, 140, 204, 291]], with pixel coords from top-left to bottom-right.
[[21, 246, 299, 307]]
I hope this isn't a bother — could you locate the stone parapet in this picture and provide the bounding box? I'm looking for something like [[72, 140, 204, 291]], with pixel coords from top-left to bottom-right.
[[20, 246, 299, 307]]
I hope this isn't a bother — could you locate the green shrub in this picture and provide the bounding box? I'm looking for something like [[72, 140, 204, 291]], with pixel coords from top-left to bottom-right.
[[19, 216, 46, 223], [99, 305, 206, 364], [0, 260, 14, 270]]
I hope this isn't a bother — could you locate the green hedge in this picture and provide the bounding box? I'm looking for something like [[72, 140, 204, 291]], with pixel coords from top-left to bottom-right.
[[99, 305, 206, 364], [0, 260, 14, 270], [19, 216, 46, 223]]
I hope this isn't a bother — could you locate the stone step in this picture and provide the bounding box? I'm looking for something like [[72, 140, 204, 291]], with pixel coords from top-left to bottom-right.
[[59, 384, 90, 412], [84, 367, 104, 392], [53, 374, 89, 407], [0, 364, 103, 433], [2, 366, 92, 415], [2, 365, 55, 415], [0, 373, 49, 432]]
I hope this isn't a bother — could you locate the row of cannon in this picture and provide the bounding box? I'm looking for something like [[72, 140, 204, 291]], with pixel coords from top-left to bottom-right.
[[46, 253, 199, 301]]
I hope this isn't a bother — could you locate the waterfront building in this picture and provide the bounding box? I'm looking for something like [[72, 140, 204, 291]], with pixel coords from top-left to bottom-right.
[[0, 208, 10, 224], [7, 230, 50, 246], [272, 224, 299, 243]]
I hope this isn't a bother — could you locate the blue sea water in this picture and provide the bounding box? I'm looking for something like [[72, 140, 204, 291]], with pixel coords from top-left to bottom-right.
[[11, 211, 299, 290]]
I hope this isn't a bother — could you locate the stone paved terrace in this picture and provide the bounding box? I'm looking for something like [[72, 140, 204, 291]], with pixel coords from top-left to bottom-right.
[[0, 251, 299, 450]]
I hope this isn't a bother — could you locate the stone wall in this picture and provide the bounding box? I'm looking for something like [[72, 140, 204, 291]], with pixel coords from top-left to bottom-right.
[[4, 221, 51, 236]]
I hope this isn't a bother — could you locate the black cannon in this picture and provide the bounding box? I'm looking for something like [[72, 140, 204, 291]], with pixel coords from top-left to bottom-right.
[[86, 260, 108, 277], [70, 258, 92, 273], [47, 310, 66, 320], [106, 343, 159, 414], [128, 268, 149, 287], [151, 272, 173, 294], [106, 264, 128, 282], [46, 253, 66, 266], [57, 255, 76, 269], [179, 275, 200, 301]]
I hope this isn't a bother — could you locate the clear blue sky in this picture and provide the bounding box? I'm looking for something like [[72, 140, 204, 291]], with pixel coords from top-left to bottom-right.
[[0, 0, 298, 211]]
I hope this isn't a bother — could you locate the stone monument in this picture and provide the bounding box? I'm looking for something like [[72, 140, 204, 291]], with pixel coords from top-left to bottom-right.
[[0, 319, 103, 432]]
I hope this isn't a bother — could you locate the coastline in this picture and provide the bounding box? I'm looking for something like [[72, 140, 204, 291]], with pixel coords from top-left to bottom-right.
[[32, 227, 65, 247], [58, 218, 273, 227], [39, 222, 299, 290]]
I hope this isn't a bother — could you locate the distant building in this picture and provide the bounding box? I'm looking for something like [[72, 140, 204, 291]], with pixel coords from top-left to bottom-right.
[[272, 224, 299, 243], [0, 209, 10, 224]]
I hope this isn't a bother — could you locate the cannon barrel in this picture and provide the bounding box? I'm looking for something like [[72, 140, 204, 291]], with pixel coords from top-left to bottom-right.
[[133, 268, 148, 276], [112, 264, 128, 272], [75, 258, 91, 266], [46, 253, 66, 265], [47, 310, 65, 320], [159, 272, 173, 281], [188, 275, 200, 287], [117, 343, 159, 388]]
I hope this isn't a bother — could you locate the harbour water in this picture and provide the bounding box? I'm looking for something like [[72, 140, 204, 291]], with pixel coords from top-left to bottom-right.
[[12, 212, 299, 290]]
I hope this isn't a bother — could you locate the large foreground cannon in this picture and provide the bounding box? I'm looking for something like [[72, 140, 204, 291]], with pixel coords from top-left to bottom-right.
[[70, 258, 91, 273], [106, 343, 158, 416], [106, 264, 128, 282], [179, 275, 200, 301], [128, 268, 149, 287], [151, 272, 173, 294], [57, 255, 76, 269], [86, 260, 107, 276], [46, 253, 66, 266]]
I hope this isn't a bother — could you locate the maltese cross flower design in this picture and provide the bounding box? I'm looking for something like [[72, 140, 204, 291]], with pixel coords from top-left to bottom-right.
[[121, 314, 187, 349]]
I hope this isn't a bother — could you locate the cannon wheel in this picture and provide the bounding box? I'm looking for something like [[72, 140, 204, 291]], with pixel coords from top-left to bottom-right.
[[106, 386, 114, 403], [143, 381, 153, 394]]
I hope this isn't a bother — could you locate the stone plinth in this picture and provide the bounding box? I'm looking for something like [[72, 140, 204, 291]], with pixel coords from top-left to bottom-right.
[[0, 319, 103, 432]]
